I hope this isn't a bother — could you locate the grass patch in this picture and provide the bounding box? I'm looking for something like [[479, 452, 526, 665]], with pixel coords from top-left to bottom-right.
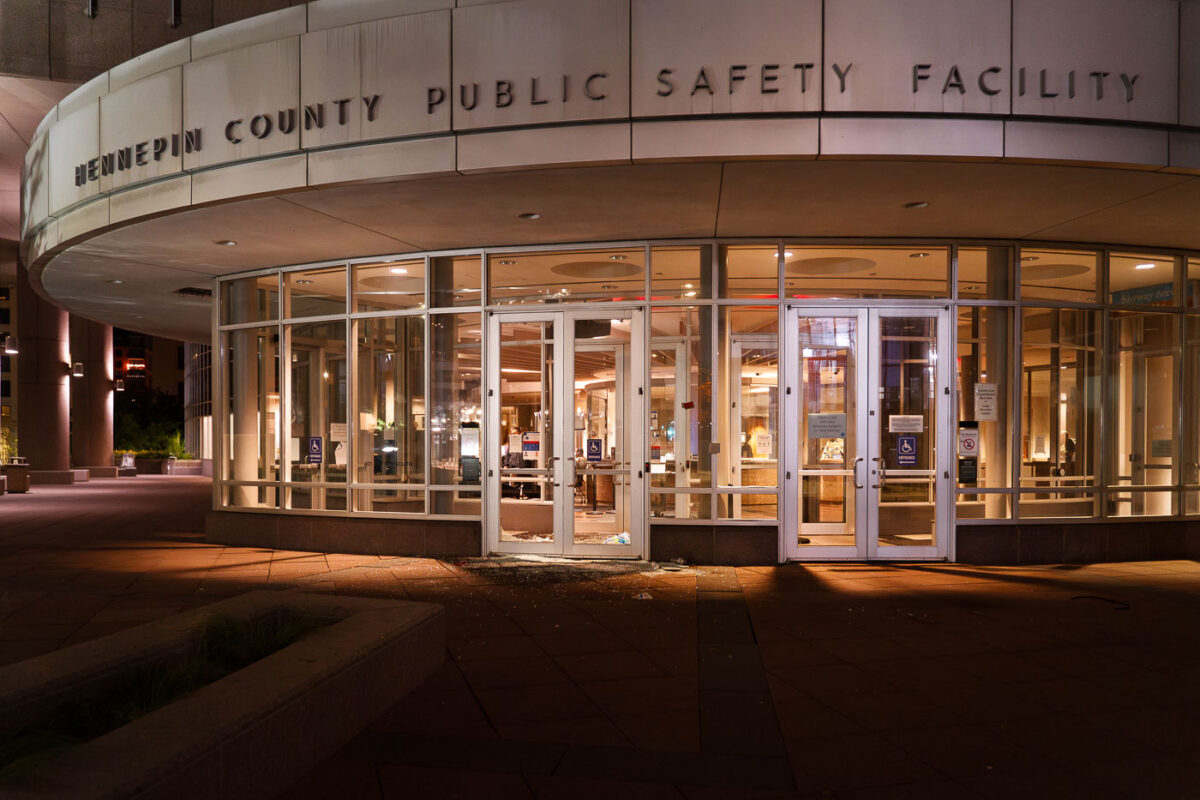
[[0, 610, 329, 785]]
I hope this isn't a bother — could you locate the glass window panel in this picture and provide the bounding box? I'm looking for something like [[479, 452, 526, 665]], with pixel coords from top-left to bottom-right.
[[222, 326, 280, 506], [719, 245, 778, 298], [720, 307, 778, 509], [1018, 492, 1096, 518], [289, 485, 347, 511], [1188, 259, 1200, 309], [1109, 253, 1177, 306], [716, 492, 777, 520], [1107, 312, 1177, 505], [876, 316, 938, 548], [1186, 316, 1200, 513], [431, 255, 482, 308], [1019, 248, 1098, 302], [489, 248, 644, 305], [286, 266, 346, 318], [223, 484, 277, 509], [650, 306, 713, 491], [651, 245, 711, 300], [1107, 490, 1175, 518], [957, 246, 1013, 300], [650, 492, 711, 519], [498, 319, 555, 543], [430, 489, 481, 516], [353, 487, 425, 514], [287, 321, 348, 500], [956, 307, 1012, 491], [797, 315, 857, 547], [221, 275, 278, 324], [354, 258, 425, 312], [784, 246, 949, 299], [955, 493, 1012, 520], [429, 314, 483, 506], [1020, 309, 1100, 496], [356, 316, 425, 487]]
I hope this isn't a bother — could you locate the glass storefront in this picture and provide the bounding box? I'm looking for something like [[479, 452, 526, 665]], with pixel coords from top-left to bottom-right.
[[215, 242, 1200, 559]]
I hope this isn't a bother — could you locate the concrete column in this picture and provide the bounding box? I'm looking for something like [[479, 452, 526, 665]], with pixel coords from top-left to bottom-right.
[[16, 263, 70, 472], [69, 316, 114, 469]]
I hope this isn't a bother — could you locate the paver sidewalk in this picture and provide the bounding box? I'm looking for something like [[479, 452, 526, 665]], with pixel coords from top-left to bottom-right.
[[1, 477, 1198, 798]]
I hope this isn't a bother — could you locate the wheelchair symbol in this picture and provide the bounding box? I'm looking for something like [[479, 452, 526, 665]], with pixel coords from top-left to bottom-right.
[[899, 438, 916, 454]]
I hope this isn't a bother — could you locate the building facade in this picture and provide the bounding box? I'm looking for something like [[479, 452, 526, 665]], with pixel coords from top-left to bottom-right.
[[20, 0, 1200, 563]]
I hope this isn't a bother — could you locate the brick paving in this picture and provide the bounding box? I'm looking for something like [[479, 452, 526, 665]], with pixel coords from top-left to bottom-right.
[[1, 476, 1199, 798]]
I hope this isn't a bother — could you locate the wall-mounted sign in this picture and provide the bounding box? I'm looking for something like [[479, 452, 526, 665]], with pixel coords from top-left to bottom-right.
[[958, 457, 978, 483], [809, 413, 846, 439], [330, 422, 348, 442], [522, 432, 540, 453], [1150, 439, 1173, 459], [959, 423, 980, 457], [889, 415, 924, 433], [896, 435, 918, 466], [305, 436, 323, 465], [974, 383, 999, 421], [586, 438, 603, 461]]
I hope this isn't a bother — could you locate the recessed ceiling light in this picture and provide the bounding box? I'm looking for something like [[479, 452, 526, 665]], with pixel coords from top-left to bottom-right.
[[910, 252, 930, 259], [903, 201, 929, 209], [783, 251, 793, 257], [684, 291, 698, 297], [1135, 262, 1156, 270], [296, 279, 314, 285], [1021, 256, 1040, 262], [683, 283, 694, 289], [107, 279, 124, 285], [389, 267, 408, 275], [498, 259, 517, 266], [609, 254, 627, 261], [213, 239, 237, 246], [517, 212, 541, 220], [601, 284, 617, 290]]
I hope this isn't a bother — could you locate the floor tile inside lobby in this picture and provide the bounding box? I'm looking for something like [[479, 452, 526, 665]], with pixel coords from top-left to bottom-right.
[[1, 477, 1198, 798]]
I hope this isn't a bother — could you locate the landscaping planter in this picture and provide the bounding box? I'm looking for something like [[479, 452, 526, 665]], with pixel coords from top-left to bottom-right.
[[0, 591, 444, 800], [132, 457, 168, 474]]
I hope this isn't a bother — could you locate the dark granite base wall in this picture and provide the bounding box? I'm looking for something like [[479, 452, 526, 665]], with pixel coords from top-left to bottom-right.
[[205, 511, 481, 558], [649, 524, 778, 566], [956, 520, 1200, 565]]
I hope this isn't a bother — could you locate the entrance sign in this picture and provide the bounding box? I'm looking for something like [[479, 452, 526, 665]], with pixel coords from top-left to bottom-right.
[[809, 413, 846, 438], [305, 437, 323, 465], [889, 415, 924, 433], [974, 383, 999, 421], [896, 435, 918, 466], [586, 438, 603, 461]]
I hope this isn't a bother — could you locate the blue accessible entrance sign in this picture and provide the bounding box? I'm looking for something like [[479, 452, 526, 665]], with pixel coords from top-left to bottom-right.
[[586, 438, 603, 462], [896, 435, 918, 466], [305, 436, 323, 465]]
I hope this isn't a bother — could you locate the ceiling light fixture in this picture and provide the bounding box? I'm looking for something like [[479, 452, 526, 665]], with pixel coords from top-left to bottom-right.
[[903, 201, 929, 209], [910, 252, 930, 259], [1020, 256, 1040, 262], [213, 239, 237, 246], [1135, 262, 1156, 270], [295, 279, 314, 285], [107, 279, 124, 285], [517, 212, 541, 220], [389, 267, 409, 275], [783, 251, 793, 257], [609, 254, 627, 261], [498, 259, 517, 266]]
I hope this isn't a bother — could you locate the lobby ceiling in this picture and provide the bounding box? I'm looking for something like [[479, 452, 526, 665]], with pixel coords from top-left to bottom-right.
[[36, 158, 1200, 342]]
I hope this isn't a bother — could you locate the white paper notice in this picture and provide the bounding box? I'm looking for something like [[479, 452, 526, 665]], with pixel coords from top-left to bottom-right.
[[808, 413, 847, 438], [975, 383, 999, 421], [755, 433, 773, 456], [888, 415, 924, 433], [330, 422, 348, 442]]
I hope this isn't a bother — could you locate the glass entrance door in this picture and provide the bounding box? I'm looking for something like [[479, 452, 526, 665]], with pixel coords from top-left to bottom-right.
[[486, 309, 644, 556], [784, 307, 951, 560]]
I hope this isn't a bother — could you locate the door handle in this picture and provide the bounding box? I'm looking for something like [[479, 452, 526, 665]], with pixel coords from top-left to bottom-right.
[[852, 457, 864, 489], [871, 456, 887, 489]]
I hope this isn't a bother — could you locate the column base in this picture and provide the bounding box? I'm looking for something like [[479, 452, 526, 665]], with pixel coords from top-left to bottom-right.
[[29, 470, 76, 485]]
